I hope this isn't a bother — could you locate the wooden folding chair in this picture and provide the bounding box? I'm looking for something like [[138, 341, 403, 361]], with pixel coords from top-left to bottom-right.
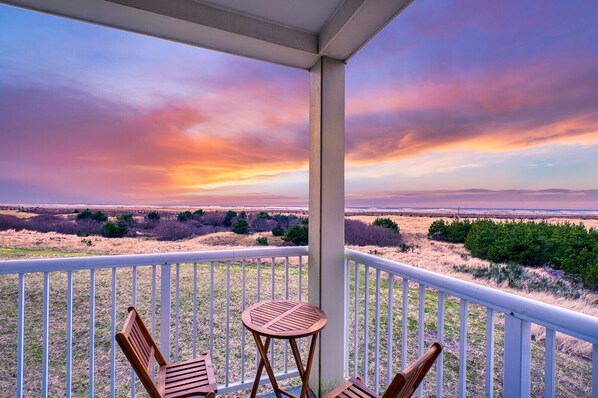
[[325, 342, 442, 398], [116, 307, 218, 398]]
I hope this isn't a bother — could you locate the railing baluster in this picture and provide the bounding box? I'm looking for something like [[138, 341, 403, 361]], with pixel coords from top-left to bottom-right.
[[151, 265, 156, 339], [16, 273, 25, 398], [417, 283, 425, 398], [209, 261, 214, 358], [131, 266, 137, 397], [344, 259, 350, 378], [401, 278, 408, 369], [110, 268, 117, 398], [66, 272, 73, 398], [256, 258, 261, 368], [363, 265, 370, 384], [298, 256, 302, 301], [458, 299, 468, 398], [386, 274, 394, 386], [503, 315, 531, 396], [193, 262, 197, 357], [353, 261, 360, 377], [270, 257, 275, 366], [593, 344, 598, 398], [241, 260, 246, 383], [41, 272, 50, 398], [160, 263, 172, 362], [226, 261, 231, 386], [437, 291, 445, 398], [175, 263, 180, 362], [374, 269, 381, 394], [284, 257, 289, 373], [485, 308, 495, 398], [544, 328, 555, 398], [89, 269, 95, 398]]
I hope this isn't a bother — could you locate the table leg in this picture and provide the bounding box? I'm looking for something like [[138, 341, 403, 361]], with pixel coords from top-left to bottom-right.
[[252, 332, 282, 398], [250, 335, 271, 398], [289, 338, 315, 398], [299, 334, 318, 398]]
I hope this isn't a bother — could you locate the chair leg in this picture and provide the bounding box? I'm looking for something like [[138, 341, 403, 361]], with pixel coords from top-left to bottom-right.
[[206, 391, 216, 398]]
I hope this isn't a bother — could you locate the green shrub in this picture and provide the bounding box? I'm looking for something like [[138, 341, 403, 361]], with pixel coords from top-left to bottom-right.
[[193, 209, 204, 217], [224, 211, 237, 227], [427, 220, 448, 240], [76, 209, 93, 220], [117, 213, 134, 223], [271, 225, 284, 237], [231, 219, 249, 234], [256, 211, 271, 220], [282, 224, 308, 245], [373, 217, 399, 232], [146, 211, 161, 221], [256, 236, 268, 246], [177, 211, 193, 222], [427, 219, 471, 243], [100, 220, 128, 238]]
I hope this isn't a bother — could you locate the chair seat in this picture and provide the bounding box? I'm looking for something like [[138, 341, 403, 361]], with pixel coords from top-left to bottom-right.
[[158, 355, 217, 398], [325, 377, 379, 398]]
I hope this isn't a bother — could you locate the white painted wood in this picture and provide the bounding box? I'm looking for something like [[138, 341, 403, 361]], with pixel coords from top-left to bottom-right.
[[544, 329, 555, 398], [225, 261, 231, 385], [308, 55, 345, 395], [66, 271, 73, 398], [485, 308, 495, 398], [0, 247, 308, 274], [353, 261, 360, 378], [401, 278, 408, 369], [503, 315, 531, 398], [387, 274, 394, 386], [458, 299, 468, 398], [192, 262, 198, 357], [160, 263, 171, 362], [42, 272, 50, 398], [209, 261, 215, 358], [363, 265, 370, 385], [16, 274, 25, 398], [343, 259, 350, 377], [241, 260, 246, 383], [174, 263, 180, 362], [374, 269, 381, 394], [4, 0, 415, 69], [417, 284, 425, 398], [593, 344, 598, 398], [344, 249, 598, 345], [436, 291, 444, 398], [110, 268, 117, 398], [151, 265, 157, 338], [89, 269, 95, 398]]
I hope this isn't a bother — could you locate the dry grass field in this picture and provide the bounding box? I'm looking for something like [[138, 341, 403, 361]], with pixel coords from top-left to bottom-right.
[[0, 210, 596, 397]]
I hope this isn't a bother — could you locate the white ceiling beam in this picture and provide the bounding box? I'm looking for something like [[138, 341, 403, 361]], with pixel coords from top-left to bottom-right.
[[2, 0, 415, 69], [319, 0, 414, 61], [2, 0, 320, 69]]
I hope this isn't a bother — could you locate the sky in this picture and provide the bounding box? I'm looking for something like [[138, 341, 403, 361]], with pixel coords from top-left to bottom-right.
[[0, 0, 597, 210]]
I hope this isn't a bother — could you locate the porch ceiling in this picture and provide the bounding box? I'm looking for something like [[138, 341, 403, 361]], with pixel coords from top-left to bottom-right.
[[2, 0, 414, 69]]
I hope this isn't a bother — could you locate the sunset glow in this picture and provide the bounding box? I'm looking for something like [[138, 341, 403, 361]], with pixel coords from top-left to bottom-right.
[[0, 0, 596, 209]]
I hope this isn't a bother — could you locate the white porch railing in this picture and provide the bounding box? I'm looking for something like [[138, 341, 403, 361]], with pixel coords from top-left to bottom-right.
[[344, 249, 598, 398], [0, 247, 309, 397], [2, 247, 597, 397]]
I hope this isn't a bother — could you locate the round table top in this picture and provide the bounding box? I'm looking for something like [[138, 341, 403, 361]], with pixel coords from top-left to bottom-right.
[[242, 300, 328, 339]]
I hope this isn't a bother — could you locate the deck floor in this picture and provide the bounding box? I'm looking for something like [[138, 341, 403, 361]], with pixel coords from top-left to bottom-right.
[[258, 386, 317, 398]]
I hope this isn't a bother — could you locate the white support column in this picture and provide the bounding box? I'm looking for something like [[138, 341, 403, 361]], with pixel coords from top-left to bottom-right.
[[503, 315, 531, 398], [308, 56, 345, 396]]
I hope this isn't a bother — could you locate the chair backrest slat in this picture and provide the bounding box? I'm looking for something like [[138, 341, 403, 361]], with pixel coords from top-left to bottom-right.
[[116, 307, 166, 398], [382, 342, 442, 398]]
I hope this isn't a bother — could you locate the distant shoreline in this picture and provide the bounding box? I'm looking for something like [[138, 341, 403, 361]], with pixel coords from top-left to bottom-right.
[[1, 203, 597, 220]]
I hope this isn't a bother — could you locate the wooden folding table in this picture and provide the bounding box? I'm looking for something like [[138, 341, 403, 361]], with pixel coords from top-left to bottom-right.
[[242, 300, 327, 398]]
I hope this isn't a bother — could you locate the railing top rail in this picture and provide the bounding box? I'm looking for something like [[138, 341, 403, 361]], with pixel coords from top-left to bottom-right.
[[0, 246, 308, 274], [345, 248, 598, 345]]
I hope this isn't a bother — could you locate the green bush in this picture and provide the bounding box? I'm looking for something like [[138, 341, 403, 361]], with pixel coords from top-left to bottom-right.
[[177, 211, 193, 222], [146, 211, 161, 221], [372, 217, 399, 232], [231, 219, 249, 234], [224, 211, 237, 227], [256, 237, 268, 246], [282, 224, 308, 245], [193, 209, 204, 217], [463, 219, 598, 289], [77, 209, 108, 222], [100, 220, 128, 238], [256, 211, 271, 220], [76, 208, 93, 220], [117, 213, 134, 223], [271, 225, 284, 237], [428, 219, 471, 243]]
